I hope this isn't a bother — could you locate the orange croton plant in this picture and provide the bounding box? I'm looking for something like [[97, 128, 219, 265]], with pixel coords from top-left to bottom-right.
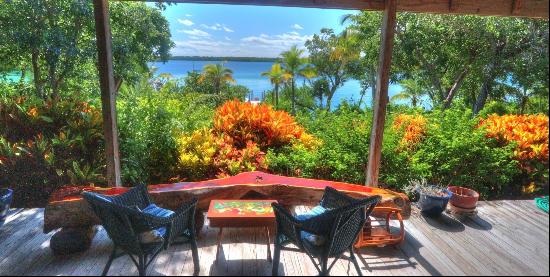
[[392, 114, 428, 149], [178, 100, 319, 178], [480, 114, 549, 167]]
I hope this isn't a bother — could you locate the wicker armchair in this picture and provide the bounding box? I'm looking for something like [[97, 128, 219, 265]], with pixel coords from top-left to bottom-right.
[[271, 187, 380, 276], [83, 185, 199, 276]]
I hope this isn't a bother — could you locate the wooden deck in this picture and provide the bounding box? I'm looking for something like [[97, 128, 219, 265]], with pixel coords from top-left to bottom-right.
[[0, 200, 548, 276]]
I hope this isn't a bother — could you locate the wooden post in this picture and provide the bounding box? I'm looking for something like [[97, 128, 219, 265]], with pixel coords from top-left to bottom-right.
[[365, 0, 397, 187], [93, 0, 122, 187]]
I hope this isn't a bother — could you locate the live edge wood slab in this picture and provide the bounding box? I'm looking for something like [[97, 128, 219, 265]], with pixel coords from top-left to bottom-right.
[[44, 171, 410, 239]]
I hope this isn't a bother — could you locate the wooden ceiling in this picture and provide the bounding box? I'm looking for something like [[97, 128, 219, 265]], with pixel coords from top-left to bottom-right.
[[136, 0, 549, 19]]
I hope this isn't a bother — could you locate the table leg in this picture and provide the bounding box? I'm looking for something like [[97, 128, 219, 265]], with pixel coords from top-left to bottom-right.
[[215, 227, 224, 264], [265, 226, 272, 262]]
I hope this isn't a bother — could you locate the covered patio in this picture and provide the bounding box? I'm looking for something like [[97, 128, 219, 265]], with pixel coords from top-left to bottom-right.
[[1, 200, 548, 276], [1, 0, 549, 276]]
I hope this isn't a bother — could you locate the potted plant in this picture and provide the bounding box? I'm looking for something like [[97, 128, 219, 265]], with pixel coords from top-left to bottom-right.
[[1, 188, 13, 227], [447, 186, 479, 210], [405, 179, 452, 217]]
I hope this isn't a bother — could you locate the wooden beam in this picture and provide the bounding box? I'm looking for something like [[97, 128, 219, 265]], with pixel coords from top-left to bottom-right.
[[93, 0, 122, 187], [365, 0, 397, 187], [134, 0, 549, 19]]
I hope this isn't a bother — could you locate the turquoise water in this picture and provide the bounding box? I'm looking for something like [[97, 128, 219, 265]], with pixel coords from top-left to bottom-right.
[[150, 60, 403, 108]]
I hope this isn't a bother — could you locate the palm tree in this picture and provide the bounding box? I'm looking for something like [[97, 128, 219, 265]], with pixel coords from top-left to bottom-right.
[[281, 45, 310, 115], [391, 79, 425, 108], [199, 63, 235, 94], [261, 63, 291, 108]]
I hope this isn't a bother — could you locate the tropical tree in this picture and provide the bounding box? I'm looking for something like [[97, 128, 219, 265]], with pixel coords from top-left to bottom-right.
[[280, 45, 310, 115], [305, 28, 360, 110], [390, 79, 426, 108], [261, 63, 291, 108], [199, 63, 235, 95], [0, 0, 173, 97]]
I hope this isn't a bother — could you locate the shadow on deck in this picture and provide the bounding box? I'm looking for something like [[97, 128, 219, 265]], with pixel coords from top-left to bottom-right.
[[0, 200, 548, 276]]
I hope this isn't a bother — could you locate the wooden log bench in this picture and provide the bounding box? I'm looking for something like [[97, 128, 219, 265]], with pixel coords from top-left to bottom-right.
[[44, 171, 410, 254]]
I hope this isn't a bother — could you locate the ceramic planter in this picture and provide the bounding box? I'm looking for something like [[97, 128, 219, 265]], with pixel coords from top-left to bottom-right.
[[418, 188, 452, 217], [1, 188, 13, 227], [447, 186, 479, 209]]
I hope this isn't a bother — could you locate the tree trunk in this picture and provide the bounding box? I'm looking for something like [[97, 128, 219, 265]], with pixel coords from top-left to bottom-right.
[[291, 79, 296, 115], [519, 95, 528, 114], [114, 77, 123, 93], [49, 64, 59, 98], [31, 50, 44, 98], [326, 85, 338, 111], [442, 67, 470, 110], [473, 80, 492, 115]]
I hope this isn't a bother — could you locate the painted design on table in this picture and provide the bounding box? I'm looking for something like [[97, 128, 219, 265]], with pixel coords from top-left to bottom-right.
[[213, 201, 273, 216]]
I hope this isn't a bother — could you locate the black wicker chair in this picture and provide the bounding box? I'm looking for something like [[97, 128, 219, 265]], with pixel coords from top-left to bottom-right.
[[271, 187, 380, 276], [83, 185, 199, 276]]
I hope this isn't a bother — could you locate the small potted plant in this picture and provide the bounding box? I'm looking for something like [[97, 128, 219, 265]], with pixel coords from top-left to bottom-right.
[[1, 188, 14, 227], [405, 179, 452, 217], [447, 186, 479, 210]]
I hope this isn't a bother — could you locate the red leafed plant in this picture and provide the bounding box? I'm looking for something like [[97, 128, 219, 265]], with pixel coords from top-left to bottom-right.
[[177, 100, 318, 179], [480, 114, 549, 166], [213, 99, 306, 149]]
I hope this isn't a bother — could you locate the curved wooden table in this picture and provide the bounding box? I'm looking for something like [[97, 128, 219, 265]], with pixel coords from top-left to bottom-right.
[[43, 171, 410, 253]]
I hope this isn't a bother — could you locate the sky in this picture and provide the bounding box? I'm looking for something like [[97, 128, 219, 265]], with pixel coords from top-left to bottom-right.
[[155, 3, 359, 58]]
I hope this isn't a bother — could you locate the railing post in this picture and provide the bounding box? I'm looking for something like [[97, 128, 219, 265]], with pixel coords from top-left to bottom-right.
[[365, 0, 397, 187], [93, 0, 122, 187]]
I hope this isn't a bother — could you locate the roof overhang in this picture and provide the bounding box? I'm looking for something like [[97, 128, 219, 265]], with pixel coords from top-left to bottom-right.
[[132, 0, 549, 19]]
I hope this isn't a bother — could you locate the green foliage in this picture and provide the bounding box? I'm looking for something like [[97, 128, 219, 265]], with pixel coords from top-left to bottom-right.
[[117, 80, 215, 185], [268, 107, 371, 184], [396, 109, 521, 198], [0, 93, 105, 207], [0, 0, 173, 97]]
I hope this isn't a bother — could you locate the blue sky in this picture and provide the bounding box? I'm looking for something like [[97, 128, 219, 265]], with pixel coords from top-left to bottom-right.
[[156, 3, 358, 58]]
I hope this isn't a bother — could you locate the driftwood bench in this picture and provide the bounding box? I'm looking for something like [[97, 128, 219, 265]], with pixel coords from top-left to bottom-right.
[[44, 171, 410, 254]]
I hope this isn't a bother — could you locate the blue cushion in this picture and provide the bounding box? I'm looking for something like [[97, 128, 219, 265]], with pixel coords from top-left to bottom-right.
[[295, 205, 328, 221], [295, 206, 329, 247], [300, 231, 326, 246], [94, 193, 112, 203], [142, 204, 175, 218]]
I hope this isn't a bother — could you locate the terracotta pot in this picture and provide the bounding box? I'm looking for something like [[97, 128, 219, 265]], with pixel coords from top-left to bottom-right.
[[447, 186, 479, 209]]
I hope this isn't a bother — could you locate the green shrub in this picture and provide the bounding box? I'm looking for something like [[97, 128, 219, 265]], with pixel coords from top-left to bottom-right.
[[268, 107, 371, 184], [0, 94, 105, 207]]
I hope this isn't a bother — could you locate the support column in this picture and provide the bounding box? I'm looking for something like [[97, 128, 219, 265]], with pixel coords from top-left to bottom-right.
[[93, 0, 122, 187], [365, 0, 397, 187]]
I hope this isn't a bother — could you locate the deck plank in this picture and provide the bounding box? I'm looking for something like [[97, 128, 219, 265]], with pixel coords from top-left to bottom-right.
[[0, 200, 548, 276]]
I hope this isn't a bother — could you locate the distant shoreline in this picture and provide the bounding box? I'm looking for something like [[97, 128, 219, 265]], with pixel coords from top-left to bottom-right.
[[162, 56, 279, 63]]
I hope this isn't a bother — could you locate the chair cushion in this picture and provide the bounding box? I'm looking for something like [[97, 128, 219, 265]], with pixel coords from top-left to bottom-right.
[[300, 231, 327, 246], [295, 205, 328, 221], [93, 193, 112, 203], [295, 205, 330, 247], [139, 227, 167, 244], [142, 204, 175, 218]]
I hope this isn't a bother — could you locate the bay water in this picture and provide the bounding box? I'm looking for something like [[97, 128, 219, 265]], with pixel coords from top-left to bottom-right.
[[151, 60, 403, 108]]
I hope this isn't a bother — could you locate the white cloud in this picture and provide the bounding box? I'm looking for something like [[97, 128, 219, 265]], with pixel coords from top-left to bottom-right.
[[201, 23, 222, 31], [172, 40, 234, 56], [239, 32, 313, 57], [178, 29, 211, 37], [201, 23, 234, 33], [291, 24, 304, 30], [185, 14, 192, 17], [171, 32, 312, 58], [178, 19, 194, 26]]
